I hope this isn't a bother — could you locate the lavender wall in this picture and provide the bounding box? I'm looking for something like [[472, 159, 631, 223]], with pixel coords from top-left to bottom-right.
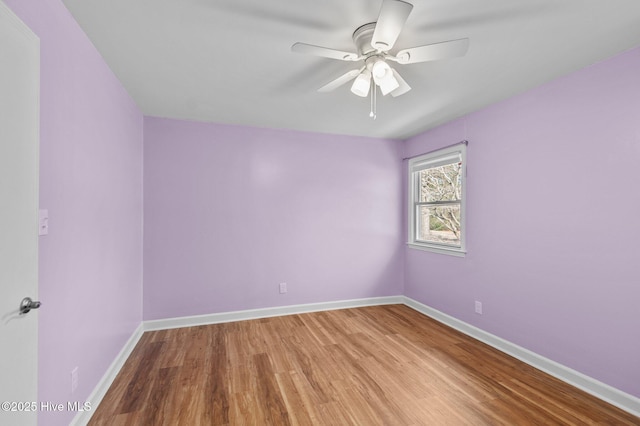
[[143, 118, 403, 320], [5, 1, 144, 425], [404, 47, 640, 397]]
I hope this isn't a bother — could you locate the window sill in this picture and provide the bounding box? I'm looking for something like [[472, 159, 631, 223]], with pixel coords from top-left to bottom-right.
[[407, 243, 466, 257]]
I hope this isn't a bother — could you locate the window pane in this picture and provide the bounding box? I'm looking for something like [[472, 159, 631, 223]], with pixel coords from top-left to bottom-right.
[[416, 204, 461, 246], [418, 162, 462, 202]]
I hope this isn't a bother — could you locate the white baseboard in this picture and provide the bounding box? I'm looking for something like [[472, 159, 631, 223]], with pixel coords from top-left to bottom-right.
[[143, 296, 404, 331], [70, 322, 144, 426], [402, 296, 640, 418]]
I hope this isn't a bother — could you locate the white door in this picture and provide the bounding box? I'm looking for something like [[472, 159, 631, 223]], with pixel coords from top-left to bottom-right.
[[0, 1, 40, 425]]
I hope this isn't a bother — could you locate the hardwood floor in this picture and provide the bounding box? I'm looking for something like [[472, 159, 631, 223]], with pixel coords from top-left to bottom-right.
[[88, 305, 639, 425]]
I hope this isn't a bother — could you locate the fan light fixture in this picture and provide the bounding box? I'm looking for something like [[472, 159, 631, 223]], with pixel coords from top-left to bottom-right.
[[350, 69, 372, 97], [372, 60, 399, 95]]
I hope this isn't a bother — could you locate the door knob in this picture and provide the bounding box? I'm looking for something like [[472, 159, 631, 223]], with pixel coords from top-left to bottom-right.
[[19, 297, 41, 315]]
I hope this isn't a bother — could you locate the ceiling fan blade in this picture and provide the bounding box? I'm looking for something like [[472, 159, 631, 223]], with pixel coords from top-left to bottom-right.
[[318, 69, 361, 92], [390, 69, 411, 97], [291, 42, 359, 61], [371, 0, 413, 52], [395, 38, 469, 64]]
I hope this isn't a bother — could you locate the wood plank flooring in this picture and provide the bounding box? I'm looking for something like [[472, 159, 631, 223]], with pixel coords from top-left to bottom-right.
[[88, 305, 640, 425]]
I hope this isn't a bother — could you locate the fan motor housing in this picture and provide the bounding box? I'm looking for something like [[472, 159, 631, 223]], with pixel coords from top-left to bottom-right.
[[352, 23, 378, 56]]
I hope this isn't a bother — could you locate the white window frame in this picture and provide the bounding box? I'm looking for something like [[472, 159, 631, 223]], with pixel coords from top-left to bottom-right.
[[407, 143, 466, 257]]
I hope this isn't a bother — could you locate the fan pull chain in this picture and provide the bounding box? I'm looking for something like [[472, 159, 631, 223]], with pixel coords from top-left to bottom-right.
[[369, 79, 377, 120]]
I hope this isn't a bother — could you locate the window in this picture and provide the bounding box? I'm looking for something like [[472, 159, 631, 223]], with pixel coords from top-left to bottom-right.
[[408, 143, 466, 256]]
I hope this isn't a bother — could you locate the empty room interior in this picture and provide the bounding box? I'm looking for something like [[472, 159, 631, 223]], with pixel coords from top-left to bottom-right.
[[2, 0, 640, 425]]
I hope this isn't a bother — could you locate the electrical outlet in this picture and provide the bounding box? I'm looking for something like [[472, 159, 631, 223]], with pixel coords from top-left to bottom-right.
[[475, 301, 483, 315], [71, 367, 78, 393], [279, 282, 287, 294]]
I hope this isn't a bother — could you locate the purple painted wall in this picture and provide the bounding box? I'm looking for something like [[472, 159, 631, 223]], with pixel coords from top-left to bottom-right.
[[143, 118, 404, 320], [5, 1, 144, 425], [403, 47, 640, 397]]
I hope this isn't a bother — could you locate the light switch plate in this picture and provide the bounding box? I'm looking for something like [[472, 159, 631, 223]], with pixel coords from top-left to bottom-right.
[[38, 209, 49, 235]]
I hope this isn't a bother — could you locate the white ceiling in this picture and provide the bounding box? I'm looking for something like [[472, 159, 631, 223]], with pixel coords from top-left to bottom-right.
[[62, 0, 640, 140]]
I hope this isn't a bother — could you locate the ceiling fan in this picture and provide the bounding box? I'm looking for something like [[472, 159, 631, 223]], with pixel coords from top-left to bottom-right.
[[291, 0, 469, 117]]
